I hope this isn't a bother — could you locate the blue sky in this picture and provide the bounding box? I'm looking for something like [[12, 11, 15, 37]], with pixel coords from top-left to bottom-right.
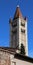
[[0, 0, 33, 58]]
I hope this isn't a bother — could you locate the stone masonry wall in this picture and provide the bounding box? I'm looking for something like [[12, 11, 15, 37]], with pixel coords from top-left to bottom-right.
[[0, 51, 10, 65]]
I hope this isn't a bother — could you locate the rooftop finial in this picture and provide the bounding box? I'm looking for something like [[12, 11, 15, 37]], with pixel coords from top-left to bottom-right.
[[17, 5, 19, 7]]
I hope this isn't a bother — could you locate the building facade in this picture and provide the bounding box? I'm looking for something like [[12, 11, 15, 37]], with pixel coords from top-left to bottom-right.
[[0, 47, 33, 65]]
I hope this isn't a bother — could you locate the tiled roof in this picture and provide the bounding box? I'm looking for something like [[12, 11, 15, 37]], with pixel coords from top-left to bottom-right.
[[0, 47, 16, 54]]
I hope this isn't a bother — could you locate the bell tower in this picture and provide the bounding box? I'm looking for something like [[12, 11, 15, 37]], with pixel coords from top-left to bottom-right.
[[9, 6, 28, 56]]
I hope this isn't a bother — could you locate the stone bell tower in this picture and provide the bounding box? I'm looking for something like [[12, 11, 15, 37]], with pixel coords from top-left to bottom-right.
[[9, 6, 28, 56]]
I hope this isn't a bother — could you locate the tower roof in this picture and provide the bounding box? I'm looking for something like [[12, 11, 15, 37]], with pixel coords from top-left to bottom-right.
[[13, 6, 22, 20]]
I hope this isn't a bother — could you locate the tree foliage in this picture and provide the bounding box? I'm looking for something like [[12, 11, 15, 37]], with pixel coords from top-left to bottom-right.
[[20, 43, 25, 55]]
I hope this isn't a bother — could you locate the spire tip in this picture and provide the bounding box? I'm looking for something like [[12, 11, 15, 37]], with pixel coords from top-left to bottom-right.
[[17, 5, 19, 7]]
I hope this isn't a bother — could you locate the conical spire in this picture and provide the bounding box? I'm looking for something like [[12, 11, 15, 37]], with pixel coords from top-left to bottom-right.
[[13, 6, 22, 20]]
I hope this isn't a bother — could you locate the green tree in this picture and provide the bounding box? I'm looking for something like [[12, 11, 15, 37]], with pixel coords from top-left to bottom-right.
[[20, 43, 25, 55]]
